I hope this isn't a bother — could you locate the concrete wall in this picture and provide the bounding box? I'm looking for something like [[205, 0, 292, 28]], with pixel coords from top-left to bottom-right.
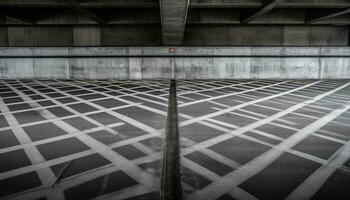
[[0, 25, 348, 46], [0, 47, 349, 79], [0, 26, 162, 46], [184, 26, 349, 46]]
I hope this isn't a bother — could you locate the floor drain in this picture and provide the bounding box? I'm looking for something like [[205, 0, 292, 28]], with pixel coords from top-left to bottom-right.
[[161, 79, 183, 200]]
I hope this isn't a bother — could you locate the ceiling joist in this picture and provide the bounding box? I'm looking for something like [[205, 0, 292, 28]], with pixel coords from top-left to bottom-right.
[[159, 0, 190, 45], [62, 0, 107, 24], [306, 8, 350, 24], [0, 13, 36, 24], [241, 0, 284, 24]]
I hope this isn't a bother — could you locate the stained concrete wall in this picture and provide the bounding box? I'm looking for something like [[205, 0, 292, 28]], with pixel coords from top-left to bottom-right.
[[8, 27, 74, 46], [184, 26, 349, 46], [0, 26, 162, 46], [0, 47, 349, 79], [0, 25, 348, 46]]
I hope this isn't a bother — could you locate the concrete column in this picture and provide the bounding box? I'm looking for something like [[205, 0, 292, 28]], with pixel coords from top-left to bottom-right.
[[128, 48, 143, 80], [160, 0, 190, 45]]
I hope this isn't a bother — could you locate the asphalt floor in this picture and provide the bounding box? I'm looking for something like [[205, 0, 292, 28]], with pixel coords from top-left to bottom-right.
[[0, 79, 349, 200]]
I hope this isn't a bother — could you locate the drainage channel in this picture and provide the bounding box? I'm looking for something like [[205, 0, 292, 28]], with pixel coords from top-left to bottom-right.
[[161, 79, 183, 200]]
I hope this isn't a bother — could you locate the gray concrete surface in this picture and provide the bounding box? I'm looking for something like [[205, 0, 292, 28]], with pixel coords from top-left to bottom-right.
[[176, 79, 350, 200], [1, 79, 349, 200], [160, 0, 189, 45], [0, 1, 349, 46], [0, 25, 348, 46], [0, 80, 169, 200], [0, 47, 349, 79]]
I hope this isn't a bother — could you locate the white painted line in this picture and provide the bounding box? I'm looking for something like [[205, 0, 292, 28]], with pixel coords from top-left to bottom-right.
[[185, 82, 350, 200], [285, 138, 350, 200], [180, 81, 321, 127]]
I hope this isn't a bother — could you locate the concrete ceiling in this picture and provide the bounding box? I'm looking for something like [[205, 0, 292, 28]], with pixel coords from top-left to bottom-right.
[[0, 0, 349, 45]]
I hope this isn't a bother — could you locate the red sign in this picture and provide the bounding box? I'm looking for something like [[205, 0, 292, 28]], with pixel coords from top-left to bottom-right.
[[169, 48, 176, 54]]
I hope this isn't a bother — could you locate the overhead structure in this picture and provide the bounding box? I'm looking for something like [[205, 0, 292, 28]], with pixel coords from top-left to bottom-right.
[[241, 0, 284, 24], [0, 0, 348, 46], [62, 0, 107, 24], [0, 13, 35, 24], [306, 8, 350, 24], [159, 0, 190, 45]]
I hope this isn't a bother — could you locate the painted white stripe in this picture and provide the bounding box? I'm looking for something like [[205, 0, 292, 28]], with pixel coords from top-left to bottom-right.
[[179, 81, 289, 107], [3, 80, 163, 200], [180, 81, 321, 127], [29, 80, 162, 187], [1, 81, 65, 200], [0, 103, 138, 132], [0, 123, 124, 155], [185, 83, 350, 200], [285, 136, 350, 200]]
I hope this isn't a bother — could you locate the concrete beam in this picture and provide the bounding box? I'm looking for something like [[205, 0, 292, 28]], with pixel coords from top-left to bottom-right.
[[2, 47, 350, 57], [281, 0, 350, 8], [0, 7, 160, 25], [0, 0, 158, 8], [312, 14, 350, 25], [79, 0, 158, 8], [62, 0, 107, 24], [187, 8, 349, 25], [160, 0, 190, 45], [190, 0, 262, 8], [306, 8, 350, 24], [1, 0, 350, 9], [190, 0, 350, 8], [0, 8, 348, 26], [241, 0, 284, 24], [0, 13, 36, 24], [1, 47, 350, 80]]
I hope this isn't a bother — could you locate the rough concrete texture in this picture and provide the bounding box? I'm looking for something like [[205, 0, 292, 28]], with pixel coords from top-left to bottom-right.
[[0, 25, 348, 46], [160, 0, 189, 45], [175, 79, 350, 200], [0, 47, 349, 79], [1, 79, 350, 200], [184, 26, 348, 46], [0, 79, 169, 200]]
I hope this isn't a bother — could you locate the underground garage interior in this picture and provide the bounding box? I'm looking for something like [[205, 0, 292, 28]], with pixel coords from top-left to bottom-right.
[[0, 0, 350, 200]]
